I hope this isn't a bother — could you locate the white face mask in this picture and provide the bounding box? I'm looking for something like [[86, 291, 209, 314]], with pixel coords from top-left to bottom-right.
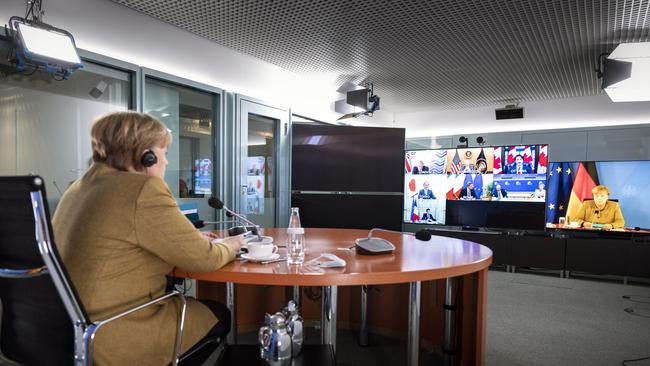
[[308, 253, 347, 268]]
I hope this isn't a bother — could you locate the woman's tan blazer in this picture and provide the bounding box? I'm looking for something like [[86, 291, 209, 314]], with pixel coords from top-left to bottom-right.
[[53, 163, 235, 365]]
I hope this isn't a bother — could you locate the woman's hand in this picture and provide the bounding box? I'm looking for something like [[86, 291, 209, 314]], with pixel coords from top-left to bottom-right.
[[200, 231, 220, 240], [219, 233, 248, 253], [583, 222, 593, 229], [602, 224, 613, 230]]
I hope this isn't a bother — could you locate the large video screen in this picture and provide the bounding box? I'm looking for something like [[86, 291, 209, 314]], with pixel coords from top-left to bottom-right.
[[292, 124, 405, 192], [404, 145, 548, 226], [546, 160, 650, 232]]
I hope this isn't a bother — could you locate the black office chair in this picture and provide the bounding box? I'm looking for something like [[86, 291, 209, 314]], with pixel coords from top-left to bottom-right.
[[0, 176, 222, 366]]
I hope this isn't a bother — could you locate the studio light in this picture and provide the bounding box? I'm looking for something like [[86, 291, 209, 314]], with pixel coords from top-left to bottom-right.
[[7, 1, 83, 79], [600, 42, 650, 102]]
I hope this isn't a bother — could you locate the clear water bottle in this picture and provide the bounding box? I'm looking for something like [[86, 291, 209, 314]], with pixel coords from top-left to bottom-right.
[[286, 207, 305, 265]]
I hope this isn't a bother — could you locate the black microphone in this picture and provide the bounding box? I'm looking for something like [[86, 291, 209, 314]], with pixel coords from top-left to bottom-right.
[[355, 228, 432, 255], [208, 197, 262, 241], [193, 220, 241, 229]]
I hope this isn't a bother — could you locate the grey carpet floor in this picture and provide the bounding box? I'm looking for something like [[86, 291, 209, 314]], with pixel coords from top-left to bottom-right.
[[487, 271, 650, 366], [237, 270, 650, 366]]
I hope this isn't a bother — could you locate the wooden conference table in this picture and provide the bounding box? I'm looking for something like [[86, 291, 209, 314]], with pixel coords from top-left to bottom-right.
[[176, 228, 492, 366]]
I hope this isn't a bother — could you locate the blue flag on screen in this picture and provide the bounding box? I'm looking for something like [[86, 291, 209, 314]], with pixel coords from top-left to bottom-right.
[[463, 172, 473, 188], [463, 173, 473, 197], [410, 197, 419, 221], [546, 162, 573, 223], [473, 173, 483, 198]]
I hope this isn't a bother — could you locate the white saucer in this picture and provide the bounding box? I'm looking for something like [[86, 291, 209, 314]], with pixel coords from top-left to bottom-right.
[[241, 253, 280, 262]]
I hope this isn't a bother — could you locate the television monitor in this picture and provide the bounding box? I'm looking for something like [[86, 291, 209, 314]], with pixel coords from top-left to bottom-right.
[[292, 124, 405, 192], [404, 144, 548, 229], [545, 160, 650, 232], [194, 158, 212, 195]]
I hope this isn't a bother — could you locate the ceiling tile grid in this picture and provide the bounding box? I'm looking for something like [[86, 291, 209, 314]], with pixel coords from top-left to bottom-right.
[[110, 0, 650, 112]]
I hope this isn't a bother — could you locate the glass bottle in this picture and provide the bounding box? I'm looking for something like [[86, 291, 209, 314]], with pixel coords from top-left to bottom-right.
[[286, 207, 305, 265]]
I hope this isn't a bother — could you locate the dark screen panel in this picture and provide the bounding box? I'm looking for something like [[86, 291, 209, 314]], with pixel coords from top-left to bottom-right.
[[291, 194, 402, 231], [445, 200, 546, 230], [292, 124, 405, 192]]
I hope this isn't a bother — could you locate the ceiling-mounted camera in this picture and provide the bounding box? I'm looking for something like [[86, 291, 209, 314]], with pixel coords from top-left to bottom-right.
[[457, 136, 468, 148]]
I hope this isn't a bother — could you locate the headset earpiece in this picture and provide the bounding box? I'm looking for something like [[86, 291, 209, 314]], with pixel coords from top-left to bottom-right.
[[141, 150, 157, 168]]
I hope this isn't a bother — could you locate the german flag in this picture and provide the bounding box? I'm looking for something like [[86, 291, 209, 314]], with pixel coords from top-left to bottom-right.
[[566, 162, 599, 221]]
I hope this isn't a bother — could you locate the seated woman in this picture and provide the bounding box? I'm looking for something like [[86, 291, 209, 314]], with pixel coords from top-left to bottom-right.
[[533, 181, 546, 199], [573, 185, 625, 230], [53, 111, 244, 365]]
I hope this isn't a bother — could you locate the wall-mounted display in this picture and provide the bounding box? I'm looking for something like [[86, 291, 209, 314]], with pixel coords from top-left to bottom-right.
[[404, 145, 548, 229], [546, 160, 650, 232]]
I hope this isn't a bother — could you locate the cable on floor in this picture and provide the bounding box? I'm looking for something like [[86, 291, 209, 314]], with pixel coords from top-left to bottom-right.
[[622, 295, 650, 305], [622, 355, 650, 365], [623, 307, 650, 319]]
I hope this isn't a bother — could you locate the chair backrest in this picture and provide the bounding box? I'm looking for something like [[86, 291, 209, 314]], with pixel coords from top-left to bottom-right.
[[0, 176, 89, 365]]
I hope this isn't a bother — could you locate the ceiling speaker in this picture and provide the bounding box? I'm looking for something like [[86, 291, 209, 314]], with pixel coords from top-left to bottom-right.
[[495, 106, 524, 120]]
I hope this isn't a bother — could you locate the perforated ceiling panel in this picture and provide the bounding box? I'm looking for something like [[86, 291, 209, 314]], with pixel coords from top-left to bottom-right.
[[110, 0, 650, 112]]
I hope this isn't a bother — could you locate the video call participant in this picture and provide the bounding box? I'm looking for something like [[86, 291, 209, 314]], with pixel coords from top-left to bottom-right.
[[573, 185, 625, 230], [418, 181, 436, 199], [506, 154, 533, 174], [459, 182, 477, 200], [476, 160, 487, 174], [53, 112, 245, 365], [533, 181, 546, 199], [421, 208, 435, 222], [412, 160, 429, 174], [493, 184, 508, 200]]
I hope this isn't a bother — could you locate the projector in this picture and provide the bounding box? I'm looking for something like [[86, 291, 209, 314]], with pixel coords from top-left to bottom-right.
[[337, 83, 380, 121], [495, 105, 524, 120]]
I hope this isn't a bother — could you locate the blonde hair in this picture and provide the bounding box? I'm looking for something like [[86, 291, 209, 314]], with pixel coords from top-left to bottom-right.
[[91, 111, 172, 171], [592, 185, 610, 196]]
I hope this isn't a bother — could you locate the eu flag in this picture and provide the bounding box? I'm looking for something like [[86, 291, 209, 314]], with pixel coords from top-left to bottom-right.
[[463, 172, 473, 190], [473, 173, 483, 198], [546, 162, 573, 223]]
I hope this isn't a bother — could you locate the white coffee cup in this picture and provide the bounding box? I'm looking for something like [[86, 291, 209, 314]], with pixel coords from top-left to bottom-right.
[[245, 235, 273, 245], [247, 240, 278, 259]]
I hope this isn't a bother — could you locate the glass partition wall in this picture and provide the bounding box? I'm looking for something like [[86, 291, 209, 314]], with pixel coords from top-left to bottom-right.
[[0, 40, 291, 230], [0, 55, 132, 211], [144, 75, 222, 225], [235, 96, 291, 228]]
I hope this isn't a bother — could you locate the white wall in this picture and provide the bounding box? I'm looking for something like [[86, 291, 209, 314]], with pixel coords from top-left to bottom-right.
[[395, 94, 650, 138], [0, 0, 353, 123]]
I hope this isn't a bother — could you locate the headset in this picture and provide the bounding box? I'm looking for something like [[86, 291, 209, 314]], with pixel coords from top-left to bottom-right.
[[140, 150, 157, 168]]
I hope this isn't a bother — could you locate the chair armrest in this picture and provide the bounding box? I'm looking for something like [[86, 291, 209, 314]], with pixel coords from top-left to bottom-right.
[[84, 290, 187, 366]]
